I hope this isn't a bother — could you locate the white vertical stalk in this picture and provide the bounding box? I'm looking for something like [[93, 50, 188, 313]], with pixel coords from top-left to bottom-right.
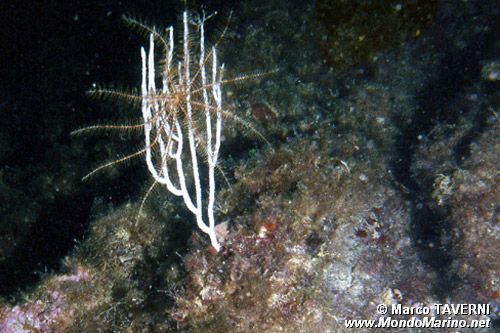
[[140, 11, 222, 252]]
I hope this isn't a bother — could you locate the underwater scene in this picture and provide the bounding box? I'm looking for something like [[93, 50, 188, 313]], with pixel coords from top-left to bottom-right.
[[0, 0, 498, 331]]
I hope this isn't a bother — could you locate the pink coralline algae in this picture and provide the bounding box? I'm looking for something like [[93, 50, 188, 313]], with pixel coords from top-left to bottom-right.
[[0, 266, 93, 333]]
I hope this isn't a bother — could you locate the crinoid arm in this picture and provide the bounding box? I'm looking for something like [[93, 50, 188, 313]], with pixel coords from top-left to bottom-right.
[[81, 145, 150, 182], [87, 84, 143, 108], [70, 121, 145, 136]]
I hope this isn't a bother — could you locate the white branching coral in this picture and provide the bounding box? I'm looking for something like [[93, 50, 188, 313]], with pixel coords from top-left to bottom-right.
[[74, 10, 271, 252], [141, 12, 224, 251]]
